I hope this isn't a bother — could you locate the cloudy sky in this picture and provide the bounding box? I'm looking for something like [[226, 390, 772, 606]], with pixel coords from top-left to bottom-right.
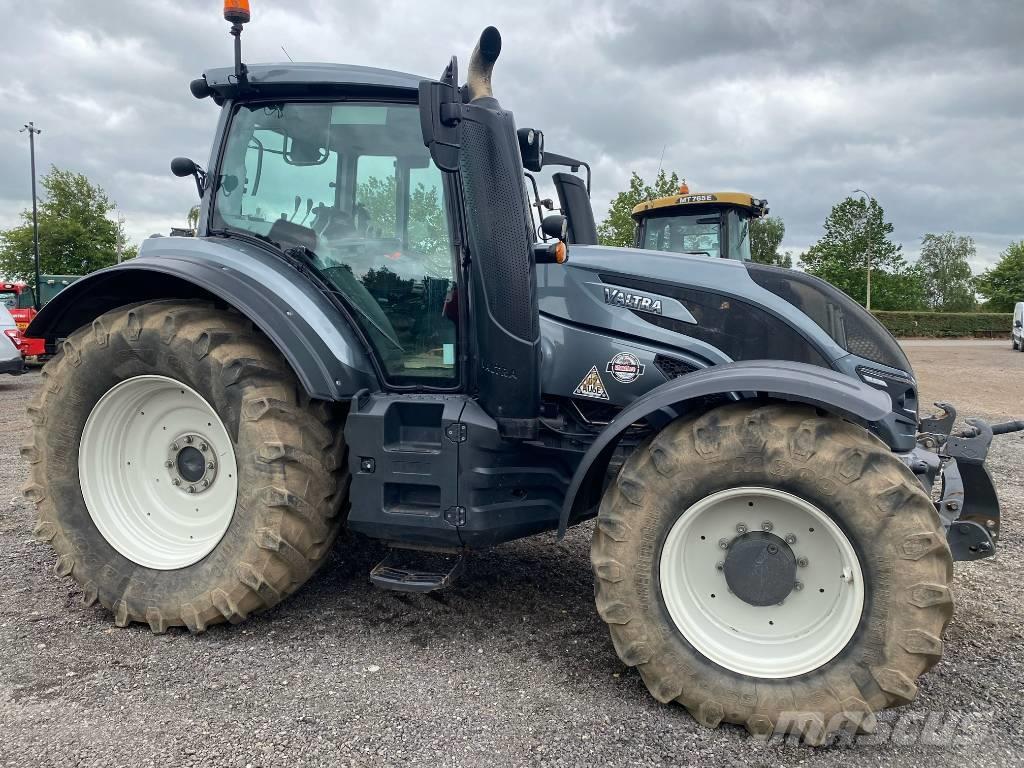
[[1, 0, 1021, 271]]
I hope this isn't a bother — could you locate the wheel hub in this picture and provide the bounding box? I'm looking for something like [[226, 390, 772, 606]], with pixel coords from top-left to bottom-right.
[[722, 531, 797, 606], [167, 434, 218, 493]]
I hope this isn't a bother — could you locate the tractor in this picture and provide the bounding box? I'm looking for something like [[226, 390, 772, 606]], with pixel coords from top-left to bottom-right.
[[631, 184, 768, 261], [24, 3, 1023, 742]]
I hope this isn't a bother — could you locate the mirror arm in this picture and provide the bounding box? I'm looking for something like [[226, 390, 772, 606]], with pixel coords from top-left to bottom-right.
[[193, 167, 207, 199]]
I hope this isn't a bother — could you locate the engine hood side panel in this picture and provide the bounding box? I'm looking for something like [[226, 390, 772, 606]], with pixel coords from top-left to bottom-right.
[[537, 245, 849, 365]]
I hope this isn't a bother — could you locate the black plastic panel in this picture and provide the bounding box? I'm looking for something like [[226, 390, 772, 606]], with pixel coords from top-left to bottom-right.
[[345, 394, 466, 547], [746, 263, 912, 373]]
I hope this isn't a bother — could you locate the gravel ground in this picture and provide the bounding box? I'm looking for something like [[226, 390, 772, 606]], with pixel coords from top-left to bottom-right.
[[1, 341, 1022, 767]]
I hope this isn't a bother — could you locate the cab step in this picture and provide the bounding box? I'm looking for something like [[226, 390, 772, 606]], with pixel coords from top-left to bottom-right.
[[369, 548, 466, 593]]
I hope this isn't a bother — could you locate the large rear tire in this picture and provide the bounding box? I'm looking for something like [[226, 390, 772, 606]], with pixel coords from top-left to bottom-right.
[[591, 402, 953, 743], [22, 301, 349, 633]]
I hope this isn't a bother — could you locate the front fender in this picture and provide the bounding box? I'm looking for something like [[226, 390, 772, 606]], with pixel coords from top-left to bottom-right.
[[27, 236, 377, 400], [557, 360, 893, 536]]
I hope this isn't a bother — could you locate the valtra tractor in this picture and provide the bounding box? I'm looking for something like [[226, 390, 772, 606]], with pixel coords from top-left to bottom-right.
[[24, 3, 1023, 742]]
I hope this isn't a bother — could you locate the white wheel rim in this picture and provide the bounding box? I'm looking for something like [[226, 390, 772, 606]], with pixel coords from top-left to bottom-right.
[[659, 487, 864, 678], [79, 375, 239, 570]]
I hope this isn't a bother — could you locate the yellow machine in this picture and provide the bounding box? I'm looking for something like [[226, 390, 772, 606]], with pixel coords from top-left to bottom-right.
[[631, 183, 768, 260]]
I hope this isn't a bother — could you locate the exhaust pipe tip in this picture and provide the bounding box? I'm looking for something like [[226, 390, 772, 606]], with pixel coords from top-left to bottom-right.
[[466, 26, 502, 102]]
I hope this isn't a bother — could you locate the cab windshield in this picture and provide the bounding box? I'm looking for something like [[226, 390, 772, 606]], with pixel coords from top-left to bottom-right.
[[0, 289, 34, 310], [640, 209, 751, 261], [211, 100, 458, 385]]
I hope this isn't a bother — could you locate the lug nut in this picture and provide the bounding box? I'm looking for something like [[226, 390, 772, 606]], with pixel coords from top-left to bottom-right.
[[200, 442, 208, 452], [207, 461, 216, 470], [785, 534, 797, 545], [186, 485, 196, 494], [172, 479, 181, 486], [736, 523, 748, 534], [164, 460, 173, 468], [718, 538, 730, 550], [170, 442, 178, 451], [715, 561, 724, 571], [761, 521, 773, 532], [185, 435, 194, 444], [794, 581, 804, 591], [947, 500, 960, 512], [797, 556, 809, 568], [201, 479, 210, 488]]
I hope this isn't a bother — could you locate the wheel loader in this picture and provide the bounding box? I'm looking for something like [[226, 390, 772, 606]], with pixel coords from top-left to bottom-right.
[[24, 2, 1024, 743]]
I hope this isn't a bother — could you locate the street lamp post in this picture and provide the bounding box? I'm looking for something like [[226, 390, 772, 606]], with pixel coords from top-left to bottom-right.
[[20, 122, 43, 311], [852, 188, 873, 311]]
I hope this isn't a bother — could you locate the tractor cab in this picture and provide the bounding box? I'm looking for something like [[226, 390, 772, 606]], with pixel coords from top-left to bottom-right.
[[631, 184, 768, 261]]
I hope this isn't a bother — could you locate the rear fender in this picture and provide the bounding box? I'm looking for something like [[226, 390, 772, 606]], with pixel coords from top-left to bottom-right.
[[557, 360, 893, 536], [27, 237, 377, 400]]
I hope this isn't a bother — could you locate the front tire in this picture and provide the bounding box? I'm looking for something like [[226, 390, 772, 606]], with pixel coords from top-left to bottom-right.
[[591, 402, 953, 743], [22, 301, 349, 633]]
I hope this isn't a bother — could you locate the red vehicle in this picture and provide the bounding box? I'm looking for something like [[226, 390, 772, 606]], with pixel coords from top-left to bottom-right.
[[0, 282, 45, 356]]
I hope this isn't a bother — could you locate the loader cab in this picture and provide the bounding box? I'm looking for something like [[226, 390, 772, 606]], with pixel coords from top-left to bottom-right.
[[632, 188, 768, 261]]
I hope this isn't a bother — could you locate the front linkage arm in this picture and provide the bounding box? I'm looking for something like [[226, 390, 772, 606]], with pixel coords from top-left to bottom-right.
[[912, 403, 1024, 560]]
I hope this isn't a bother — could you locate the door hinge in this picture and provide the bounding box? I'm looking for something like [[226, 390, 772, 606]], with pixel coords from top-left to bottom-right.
[[445, 422, 467, 443], [444, 506, 467, 527]]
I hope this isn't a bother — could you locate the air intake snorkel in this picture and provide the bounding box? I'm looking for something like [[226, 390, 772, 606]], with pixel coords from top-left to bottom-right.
[[423, 27, 541, 438]]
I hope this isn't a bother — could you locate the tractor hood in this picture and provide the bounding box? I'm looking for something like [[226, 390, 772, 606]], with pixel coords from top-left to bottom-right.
[[536, 244, 913, 379]]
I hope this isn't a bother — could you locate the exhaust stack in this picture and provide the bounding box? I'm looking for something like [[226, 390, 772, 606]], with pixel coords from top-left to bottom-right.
[[466, 26, 501, 102]]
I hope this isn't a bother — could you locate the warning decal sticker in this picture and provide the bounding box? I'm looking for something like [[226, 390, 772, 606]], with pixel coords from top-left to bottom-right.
[[573, 366, 610, 400]]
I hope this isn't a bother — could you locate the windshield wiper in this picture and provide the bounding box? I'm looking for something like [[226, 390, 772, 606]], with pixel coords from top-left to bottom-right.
[[210, 226, 404, 350]]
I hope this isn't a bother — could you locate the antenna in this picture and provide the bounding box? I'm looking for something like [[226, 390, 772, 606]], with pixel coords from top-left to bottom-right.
[[281, 45, 294, 62], [647, 143, 667, 204]]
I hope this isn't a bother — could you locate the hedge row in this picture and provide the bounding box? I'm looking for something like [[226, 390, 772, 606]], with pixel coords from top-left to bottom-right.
[[871, 311, 1013, 338]]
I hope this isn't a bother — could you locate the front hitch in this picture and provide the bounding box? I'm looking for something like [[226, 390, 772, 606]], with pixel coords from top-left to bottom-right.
[[914, 403, 1023, 561]]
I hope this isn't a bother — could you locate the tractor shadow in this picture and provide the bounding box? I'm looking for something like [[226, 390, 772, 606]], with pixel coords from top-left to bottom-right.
[[283, 522, 617, 676]]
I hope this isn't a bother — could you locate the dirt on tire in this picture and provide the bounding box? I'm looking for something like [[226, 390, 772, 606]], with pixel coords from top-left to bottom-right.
[[21, 300, 349, 633], [591, 401, 954, 743]]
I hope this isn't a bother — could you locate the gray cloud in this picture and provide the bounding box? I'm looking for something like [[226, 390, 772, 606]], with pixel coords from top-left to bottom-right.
[[1, 0, 1021, 270]]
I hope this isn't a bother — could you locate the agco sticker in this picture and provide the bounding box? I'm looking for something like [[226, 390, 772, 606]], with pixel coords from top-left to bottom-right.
[[606, 353, 646, 384], [573, 366, 609, 400]]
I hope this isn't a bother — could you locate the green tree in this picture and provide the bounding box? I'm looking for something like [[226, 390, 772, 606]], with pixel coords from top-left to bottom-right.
[[917, 232, 976, 311], [356, 175, 450, 275], [597, 170, 681, 247], [749, 216, 792, 267], [799, 196, 924, 310], [187, 205, 200, 234], [0, 166, 135, 280], [975, 240, 1024, 312]]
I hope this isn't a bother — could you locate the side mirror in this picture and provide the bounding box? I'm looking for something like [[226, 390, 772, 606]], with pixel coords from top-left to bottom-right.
[[171, 157, 198, 177], [171, 157, 207, 198], [517, 128, 544, 172], [541, 214, 568, 242], [419, 56, 461, 172]]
